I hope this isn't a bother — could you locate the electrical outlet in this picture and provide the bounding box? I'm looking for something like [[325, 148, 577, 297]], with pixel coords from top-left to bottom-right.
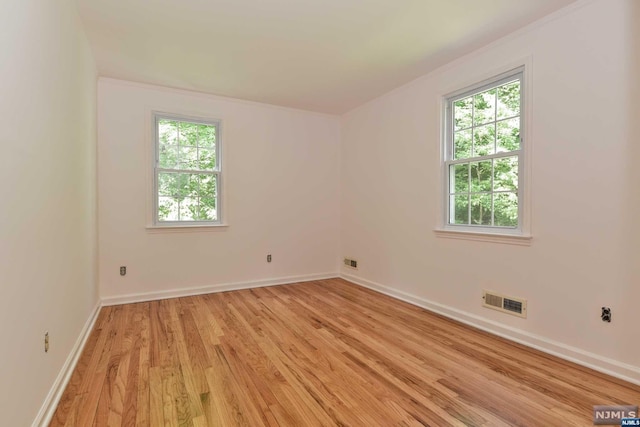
[[44, 332, 49, 353], [267, 254, 272, 263], [120, 266, 127, 276], [601, 307, 611, 322]]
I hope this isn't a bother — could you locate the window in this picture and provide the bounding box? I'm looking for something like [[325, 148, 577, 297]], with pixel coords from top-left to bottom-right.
[[444, 68, 524, 234], [153, 113, 221, 225]]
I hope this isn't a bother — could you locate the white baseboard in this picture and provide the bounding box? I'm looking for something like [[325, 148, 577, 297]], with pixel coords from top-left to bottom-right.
[[101, 272, 339, 306], [32, 301, 102, 427], [35, 271, 637, 427], [341, 272, 640, 386]]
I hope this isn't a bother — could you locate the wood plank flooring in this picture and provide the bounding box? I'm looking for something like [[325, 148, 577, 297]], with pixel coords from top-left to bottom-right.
[[51, 279, 640, 426]]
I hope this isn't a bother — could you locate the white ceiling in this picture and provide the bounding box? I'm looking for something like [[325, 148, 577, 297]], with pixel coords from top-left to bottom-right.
[[77, 0, 577, 114]]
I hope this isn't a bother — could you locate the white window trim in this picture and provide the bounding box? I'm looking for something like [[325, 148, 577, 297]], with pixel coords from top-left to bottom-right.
[[145, 223, 229, 233], [433, 228, 531, 246], [435, 61, 532, 245], [147, 111, 227, 230]]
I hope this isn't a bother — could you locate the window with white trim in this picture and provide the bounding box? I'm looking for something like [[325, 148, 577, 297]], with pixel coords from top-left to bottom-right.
[[444, 68, 524, 233], [153, 113, 221, 225]]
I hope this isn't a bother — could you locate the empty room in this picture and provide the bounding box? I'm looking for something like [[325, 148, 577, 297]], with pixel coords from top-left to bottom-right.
[[2, 0, 640, 425]]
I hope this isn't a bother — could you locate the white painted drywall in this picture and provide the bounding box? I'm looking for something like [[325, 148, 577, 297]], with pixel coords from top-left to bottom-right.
[[0, 1, 98, 425], [97, 80, 341, 300], [340, 0, 640, 373]]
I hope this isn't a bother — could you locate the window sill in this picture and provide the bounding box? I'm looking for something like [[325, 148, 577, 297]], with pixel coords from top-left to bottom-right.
[[433, 228, 532, 246], [146, 224, 229, 233]]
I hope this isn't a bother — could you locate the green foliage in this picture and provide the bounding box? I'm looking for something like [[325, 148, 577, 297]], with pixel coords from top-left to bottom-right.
[[158, 173, 218, 221], [494, 192, 518, 227], [494, 157, 518, 192], [453, 80, 520, 159], [470, 194, 492, 226], [497, 81, 520, 119], [473, 89, 495, 126], [454, 129, 471, 159], [452, 194, 469, 224], [473, 125, 495, 156], [157, 119, 218, 222], [451, 164, 469, 193], [497, 118, 519, 152], [449, 157, 519, 227], [453, 97, 472, 130], [471, 161, 492, 192]]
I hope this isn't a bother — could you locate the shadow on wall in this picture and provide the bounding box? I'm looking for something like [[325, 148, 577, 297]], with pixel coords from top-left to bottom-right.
[[621, 1, 640, 360]]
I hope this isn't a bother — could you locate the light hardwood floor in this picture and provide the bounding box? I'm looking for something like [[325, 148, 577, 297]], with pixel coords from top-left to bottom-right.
[[51, 279, 640, 426]]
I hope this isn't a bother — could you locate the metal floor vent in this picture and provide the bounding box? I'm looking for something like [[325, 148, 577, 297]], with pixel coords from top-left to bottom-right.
[[482, 290, 527, 318], [343, 257, 358, 269]]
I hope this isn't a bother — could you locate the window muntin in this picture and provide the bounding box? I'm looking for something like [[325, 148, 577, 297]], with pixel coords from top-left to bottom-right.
[[445, 70, 523, 231], [154, 114, 221, 225]]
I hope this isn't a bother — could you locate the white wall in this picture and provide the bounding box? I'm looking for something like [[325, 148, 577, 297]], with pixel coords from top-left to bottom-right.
[[0, 0, 98, 425], [340, 0, 640, 381], [98, 80, 341, 301]]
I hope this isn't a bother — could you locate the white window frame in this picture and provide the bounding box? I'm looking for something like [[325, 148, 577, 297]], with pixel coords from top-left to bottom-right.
[[152, 112, 223, 228], [438, 66, 531, 244]]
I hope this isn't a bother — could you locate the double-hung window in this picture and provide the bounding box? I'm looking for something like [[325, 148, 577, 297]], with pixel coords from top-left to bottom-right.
[[153, 113, 221, 225], [444, 68, 524, 234]]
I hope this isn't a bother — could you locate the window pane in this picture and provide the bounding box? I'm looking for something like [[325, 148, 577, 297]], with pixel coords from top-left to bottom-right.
[[470, 194, 492, 226], [156, 116, 220, 224], [199, 174, 217, 200], [199, 174, 217, 221], [198, 148, 216, 170], [179, 147, 198, 170], [158, 172, 198, 198], [450, 163, 469, 193], [496, 118, 520, 153], [473, 123, 495, 156], [157, 173, 217, 221], [494, 192, 518, 227], [451, 194, 469, 225], [198, 124, 216, 148], [199, 204, 217, 221], [454, 97, 472, 130], [445, 72, 522, 232], [493, 156, 518, 192], [179, 197, 198, 220], [158, 172, 176, 197], [158, 120, 178, 146], [497, 81, 520, 119], [473, 88, 496, 126], [454, 129, 472, 159], [158, 145, 178, 169], [471, 161, 492, 193], [179, 122, 198, 147], [158, 196, 178, 221]]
